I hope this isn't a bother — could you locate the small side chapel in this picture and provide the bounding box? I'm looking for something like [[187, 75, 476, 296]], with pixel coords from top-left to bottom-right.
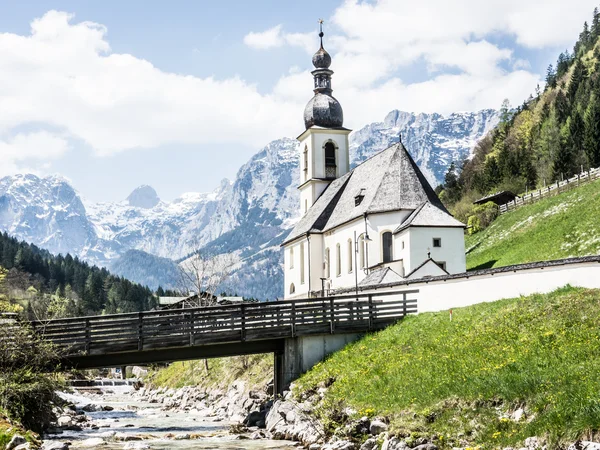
[[282, 25, 466, 299]]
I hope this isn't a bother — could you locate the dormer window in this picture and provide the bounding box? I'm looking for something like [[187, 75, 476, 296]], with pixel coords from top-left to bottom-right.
[[355, 188, 365, 206]]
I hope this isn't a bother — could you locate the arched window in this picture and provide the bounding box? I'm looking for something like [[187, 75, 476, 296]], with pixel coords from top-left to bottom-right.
[[290, 283, 295, 295], [325, 142, 336, 178], [300, 243, 305, 284], [359, 235, 365, 269], [325, 247, 331, 278], [336, 243, 341, 276], [289, 247, 294, 269], [382, 232, 393, 263], [347, 239, 353, 273]]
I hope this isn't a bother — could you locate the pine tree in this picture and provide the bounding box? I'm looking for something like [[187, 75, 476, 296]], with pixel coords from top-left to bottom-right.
[[584, 94, 600, 167], [546, 64, 557, 89]]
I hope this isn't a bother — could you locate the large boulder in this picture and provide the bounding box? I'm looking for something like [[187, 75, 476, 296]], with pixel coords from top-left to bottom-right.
[[6, 435, 26, 450]]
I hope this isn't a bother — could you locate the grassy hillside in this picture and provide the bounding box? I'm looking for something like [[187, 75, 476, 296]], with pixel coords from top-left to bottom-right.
[[295, 287, 600, 448], [147, 354, 272, 391], [465, 177, 600, 270]]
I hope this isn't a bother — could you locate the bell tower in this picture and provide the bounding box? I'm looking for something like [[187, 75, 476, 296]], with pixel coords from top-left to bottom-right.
[[297, 20, 351, 215]]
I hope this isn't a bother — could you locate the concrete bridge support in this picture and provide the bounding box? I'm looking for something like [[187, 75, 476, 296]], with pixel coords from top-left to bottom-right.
[[274, 333, 361, 395]]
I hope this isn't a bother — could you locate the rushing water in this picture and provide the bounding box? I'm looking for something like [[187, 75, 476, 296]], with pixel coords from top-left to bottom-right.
[[44, 383, 295, 450]]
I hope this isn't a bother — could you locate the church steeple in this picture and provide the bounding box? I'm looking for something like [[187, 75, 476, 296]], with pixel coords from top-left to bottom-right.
[[303, 20, 343, 129], [297, 20, 351, 215]]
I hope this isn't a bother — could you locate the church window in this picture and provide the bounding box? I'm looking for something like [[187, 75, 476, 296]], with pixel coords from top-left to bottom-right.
[[325, 247, 331, 278], [359, 235, 365, 269], [402, 240, 405, 250], [325, 142, 336, 178], [347, 239, 353, 273], [290, 283, 295, 295], [303, 145, 308, 180], [289, 247, 294, 269], [437, 261, 446, 271], [300, 243, 305, 284], [336, 243, 341, 276], [304, 199, 308, 214], [382, 232, 393, 263], [433, 238, 442, 248]]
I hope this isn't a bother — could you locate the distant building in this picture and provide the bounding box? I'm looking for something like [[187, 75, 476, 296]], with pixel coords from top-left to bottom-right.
[[473, 191, 518, 206], [158, 294, 246, 309], [281, 28, 466, 298]]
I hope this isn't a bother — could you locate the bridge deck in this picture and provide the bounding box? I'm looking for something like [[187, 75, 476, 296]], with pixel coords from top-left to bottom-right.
[[27, 290, 418, 369]]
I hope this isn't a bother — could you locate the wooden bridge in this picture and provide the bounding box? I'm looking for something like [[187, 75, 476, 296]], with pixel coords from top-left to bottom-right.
[[28, 289, 418, 392]]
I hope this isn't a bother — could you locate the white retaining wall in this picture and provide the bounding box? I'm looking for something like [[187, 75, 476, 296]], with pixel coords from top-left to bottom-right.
[[362, 259, 600, 313]]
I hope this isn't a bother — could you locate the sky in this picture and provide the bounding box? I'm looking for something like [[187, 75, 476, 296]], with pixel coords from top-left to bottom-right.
[[0, 0, 595, 202]]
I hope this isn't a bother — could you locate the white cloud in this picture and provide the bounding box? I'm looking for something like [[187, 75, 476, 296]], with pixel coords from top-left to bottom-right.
[[243, 25, 315, 53], [243, 24, 284, 50], [264, 0, 593, 126], [0, 11, 300, 161], [0, 131, 69, 177]]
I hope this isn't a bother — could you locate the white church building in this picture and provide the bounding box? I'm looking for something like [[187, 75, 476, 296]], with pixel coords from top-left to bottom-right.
[[282, 27, 466, 299]]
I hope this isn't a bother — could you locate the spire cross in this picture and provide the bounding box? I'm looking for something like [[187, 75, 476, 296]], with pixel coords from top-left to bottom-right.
[[318, 19, 324, 47]]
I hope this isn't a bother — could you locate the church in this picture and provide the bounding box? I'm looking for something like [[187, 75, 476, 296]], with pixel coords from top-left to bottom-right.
[[282, 26, 466, 299]]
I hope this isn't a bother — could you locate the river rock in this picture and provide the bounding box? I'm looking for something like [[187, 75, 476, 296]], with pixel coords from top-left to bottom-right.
[[41, 442, 70, 450], [361, 438, 379, 450], [568, 442, 600, 450], [57, 416, 73, 427], [369, 419, 388, 435], [266, 399, 323, 445], [13, 444, 31, 450], [322, 440, 356, 450], [80, 438, 106, 447], [244, 410, 266, 427], [6, 435, 26, 450]]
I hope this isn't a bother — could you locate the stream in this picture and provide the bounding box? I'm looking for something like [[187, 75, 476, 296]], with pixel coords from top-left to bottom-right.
[[43, 382, 297, 450]]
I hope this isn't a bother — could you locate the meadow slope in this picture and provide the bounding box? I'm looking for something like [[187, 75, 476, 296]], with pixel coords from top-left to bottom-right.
[[465, 179, 600, 270]]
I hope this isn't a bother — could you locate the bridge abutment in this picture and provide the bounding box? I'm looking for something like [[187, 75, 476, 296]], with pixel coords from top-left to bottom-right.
[[276, 333, 361, 394]]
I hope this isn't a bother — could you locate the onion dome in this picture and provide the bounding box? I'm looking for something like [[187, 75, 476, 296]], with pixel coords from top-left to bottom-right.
[[303, 20, 344, 129], [312, 46, 331, 69]]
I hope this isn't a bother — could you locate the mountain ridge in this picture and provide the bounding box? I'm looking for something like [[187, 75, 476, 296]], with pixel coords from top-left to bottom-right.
[[0, 109, 499, 297]]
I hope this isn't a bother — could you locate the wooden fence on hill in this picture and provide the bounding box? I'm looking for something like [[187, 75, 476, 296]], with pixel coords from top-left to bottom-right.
[[498, 167, 600, 214]]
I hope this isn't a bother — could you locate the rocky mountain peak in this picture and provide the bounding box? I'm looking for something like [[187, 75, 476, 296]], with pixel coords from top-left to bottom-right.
[[126, 185, 160, 209]]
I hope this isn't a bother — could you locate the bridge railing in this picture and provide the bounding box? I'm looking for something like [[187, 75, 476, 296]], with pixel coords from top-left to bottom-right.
[[27, 289, 418, 357]]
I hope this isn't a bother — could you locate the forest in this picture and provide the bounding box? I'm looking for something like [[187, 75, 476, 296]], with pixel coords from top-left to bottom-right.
[[440, 7, 600, 224], [0, 231, 158, 319]]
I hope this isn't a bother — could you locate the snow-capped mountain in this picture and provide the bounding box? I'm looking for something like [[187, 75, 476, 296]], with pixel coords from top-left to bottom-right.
[[0, 109, 498, 299]]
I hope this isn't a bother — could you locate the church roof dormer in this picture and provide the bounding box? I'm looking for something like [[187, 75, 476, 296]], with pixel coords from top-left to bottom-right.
[[303, 20, 344, 129]]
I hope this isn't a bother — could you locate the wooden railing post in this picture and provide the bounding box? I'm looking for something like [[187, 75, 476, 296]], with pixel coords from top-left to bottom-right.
[[402, 292, 408, 317], [85, 318, 91, 354], [240, 304, 246, 341], [137, 312, 143, 351], [291, 303, 296, 337], [189, 310, 194, 346], [368, 294, 373, 330], [329, 297, 335, 334]]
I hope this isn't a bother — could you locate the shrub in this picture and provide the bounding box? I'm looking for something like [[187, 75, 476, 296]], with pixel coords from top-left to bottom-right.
[[0, 272, 64, 433], [467, 201, 499, 234]]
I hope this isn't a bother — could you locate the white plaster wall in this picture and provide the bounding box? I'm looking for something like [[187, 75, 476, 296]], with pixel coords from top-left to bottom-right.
[[408, 227, 466, 274], [366, 211, 411, 268], [362, 262, 600, 314], [284, 238, 310, 299], [322, 219, 367, 292]]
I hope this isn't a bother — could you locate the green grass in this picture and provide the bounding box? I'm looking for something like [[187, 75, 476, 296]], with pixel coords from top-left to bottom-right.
[[147, 354, 273, 391], [295, 286, 600, 448], [465, 178, 600, 270]]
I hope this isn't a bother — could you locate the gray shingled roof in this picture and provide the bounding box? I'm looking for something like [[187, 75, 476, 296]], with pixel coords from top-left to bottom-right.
[[283, 143, 448, 245], [394, 201, 465, 234], [358, 267, 404, 287]]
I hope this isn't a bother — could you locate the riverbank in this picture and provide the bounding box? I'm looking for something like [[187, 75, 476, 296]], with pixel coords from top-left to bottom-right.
[[40, 382, 295, 450]]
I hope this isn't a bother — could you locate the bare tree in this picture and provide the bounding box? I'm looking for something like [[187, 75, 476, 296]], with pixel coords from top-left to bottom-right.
[[177, 249, 238, 306]]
